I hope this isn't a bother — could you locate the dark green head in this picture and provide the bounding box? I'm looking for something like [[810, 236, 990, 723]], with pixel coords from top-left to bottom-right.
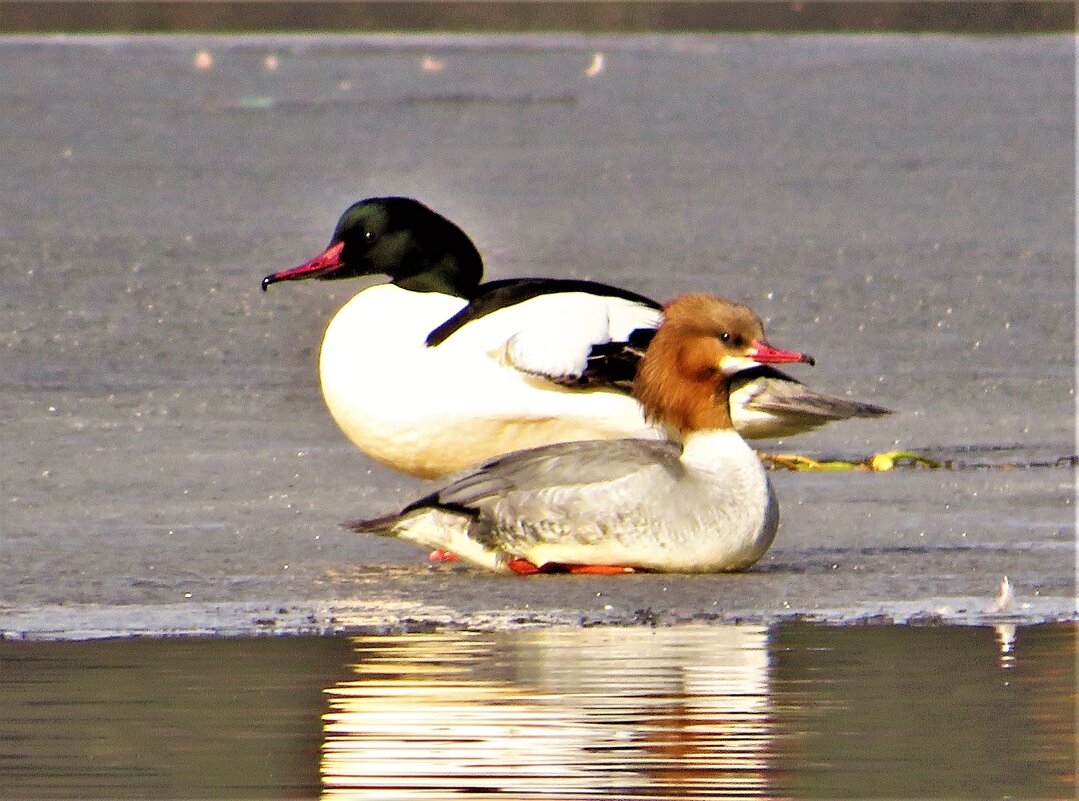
[[261, 197, 484, 297]]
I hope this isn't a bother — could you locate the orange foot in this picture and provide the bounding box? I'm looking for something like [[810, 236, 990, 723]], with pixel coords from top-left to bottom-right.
[[507, 558, 635, 575], [428, 550, 459, 562]]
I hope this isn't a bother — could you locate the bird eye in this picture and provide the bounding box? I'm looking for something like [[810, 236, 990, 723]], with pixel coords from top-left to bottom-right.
[[719, 332, 730, 342], [363, 230, 377, 243]]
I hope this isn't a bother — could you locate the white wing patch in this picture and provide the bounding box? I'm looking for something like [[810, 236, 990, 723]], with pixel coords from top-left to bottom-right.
[[501, 293, 621, 381], [605, 296, 662, 340]]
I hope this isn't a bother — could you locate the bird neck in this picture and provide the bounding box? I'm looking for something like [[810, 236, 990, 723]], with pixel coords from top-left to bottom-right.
[[395, 252, 483, 298], [678, 428, 764, 501], [639, 375, 735, 440]]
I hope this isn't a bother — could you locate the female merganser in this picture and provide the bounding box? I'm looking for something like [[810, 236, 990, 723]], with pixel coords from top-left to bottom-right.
[[345, 293, 813, 574], [262, 197, 888, 478]]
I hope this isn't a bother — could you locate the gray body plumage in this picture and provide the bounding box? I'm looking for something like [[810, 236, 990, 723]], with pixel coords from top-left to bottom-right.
[[348, 432, 779, 573]]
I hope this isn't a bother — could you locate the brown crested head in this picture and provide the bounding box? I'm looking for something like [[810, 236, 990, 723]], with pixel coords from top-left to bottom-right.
[[633, 293, 814, 437]]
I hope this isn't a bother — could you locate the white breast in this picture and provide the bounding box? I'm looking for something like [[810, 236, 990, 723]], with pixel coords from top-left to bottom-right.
[[318, 284, 657, 478]]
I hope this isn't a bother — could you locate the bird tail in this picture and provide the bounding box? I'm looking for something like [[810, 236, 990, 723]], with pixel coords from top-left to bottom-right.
[[341, 513, 402, 535]]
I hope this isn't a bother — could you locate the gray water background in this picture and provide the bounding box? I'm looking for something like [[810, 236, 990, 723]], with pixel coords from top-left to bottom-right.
[[1, 623, 1074, 799], [0, 33, 1074, 637]]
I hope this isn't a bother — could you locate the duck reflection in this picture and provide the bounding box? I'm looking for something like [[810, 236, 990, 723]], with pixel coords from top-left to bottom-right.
[[321, 625, 773, 800]]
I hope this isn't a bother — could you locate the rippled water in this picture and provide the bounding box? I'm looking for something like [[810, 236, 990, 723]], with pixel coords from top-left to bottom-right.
[[2, 624, 1073, 799]]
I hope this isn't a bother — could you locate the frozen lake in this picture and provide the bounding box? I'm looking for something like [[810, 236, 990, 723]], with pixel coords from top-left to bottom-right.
[[0, 33, 1074, 637]]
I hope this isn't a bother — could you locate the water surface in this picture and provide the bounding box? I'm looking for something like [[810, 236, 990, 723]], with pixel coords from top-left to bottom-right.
[[2, 623, 1073, 799]]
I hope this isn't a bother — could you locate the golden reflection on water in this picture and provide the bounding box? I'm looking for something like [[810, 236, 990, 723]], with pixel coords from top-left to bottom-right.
[[995, 623, 1017, 669], [321, 625, 773, 800]]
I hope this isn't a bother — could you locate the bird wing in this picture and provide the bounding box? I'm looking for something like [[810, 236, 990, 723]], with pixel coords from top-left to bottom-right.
[[576, 328, 655, 391], [732, 366, 892, 423], [426, 278, 660, 389], [415, 437, 684, 514]]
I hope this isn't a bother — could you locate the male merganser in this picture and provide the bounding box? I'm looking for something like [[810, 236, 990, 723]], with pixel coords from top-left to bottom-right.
[[345, 293, 813, 574], [262, 197, 889, 478]]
